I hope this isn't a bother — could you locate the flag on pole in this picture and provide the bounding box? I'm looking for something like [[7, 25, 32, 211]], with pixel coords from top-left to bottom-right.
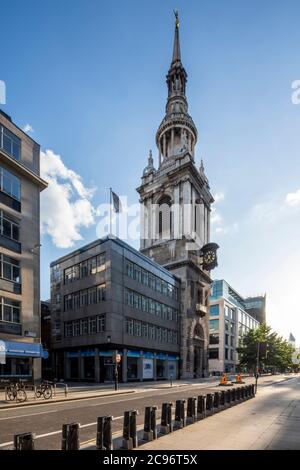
[[111, 190, 122, 213]]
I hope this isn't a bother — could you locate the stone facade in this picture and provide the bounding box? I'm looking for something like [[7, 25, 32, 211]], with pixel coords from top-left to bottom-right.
[[137, 16, 214, 378], [0, 109, 47, 382]]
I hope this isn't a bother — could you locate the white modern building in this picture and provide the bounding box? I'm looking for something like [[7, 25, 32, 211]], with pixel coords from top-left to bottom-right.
[[208, 280, 265, 374]]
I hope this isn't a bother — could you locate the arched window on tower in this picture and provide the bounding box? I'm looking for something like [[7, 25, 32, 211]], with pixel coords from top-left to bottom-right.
[[156, 196, 172, 240]]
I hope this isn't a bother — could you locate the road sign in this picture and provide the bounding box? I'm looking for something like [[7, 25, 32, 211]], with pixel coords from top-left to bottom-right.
[[116, 354, 121, 363]]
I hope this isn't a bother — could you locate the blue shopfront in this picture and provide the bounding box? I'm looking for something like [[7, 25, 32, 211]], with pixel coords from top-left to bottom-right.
[[0, 340, 48, 382], [62, 348, 179, 383]]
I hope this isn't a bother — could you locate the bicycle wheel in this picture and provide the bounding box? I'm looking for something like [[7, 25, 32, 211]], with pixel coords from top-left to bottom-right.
[[7, 389, 16, 401], [43, 386, 52, 400], [17, 389, 27, 402]]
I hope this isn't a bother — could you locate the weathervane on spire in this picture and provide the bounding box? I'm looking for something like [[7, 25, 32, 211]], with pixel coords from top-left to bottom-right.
[[174, 10, 179, 28]]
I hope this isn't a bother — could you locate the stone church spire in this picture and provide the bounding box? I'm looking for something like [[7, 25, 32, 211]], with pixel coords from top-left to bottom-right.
[[156, 12, 197, 166]]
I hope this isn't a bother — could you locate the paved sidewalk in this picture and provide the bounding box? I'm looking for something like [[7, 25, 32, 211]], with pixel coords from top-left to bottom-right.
[[139, 376, 300, 450]]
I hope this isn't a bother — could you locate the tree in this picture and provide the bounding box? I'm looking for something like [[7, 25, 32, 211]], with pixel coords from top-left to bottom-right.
[[236, 323, 294, 373]]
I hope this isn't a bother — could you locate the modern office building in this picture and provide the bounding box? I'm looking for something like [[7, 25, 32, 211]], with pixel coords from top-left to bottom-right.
[[243, 295, 266, 324], [50, 236, 180, 382], [288, 333, 300, 366], [0, 109, 47, 382], [208, 280, 264, 374]]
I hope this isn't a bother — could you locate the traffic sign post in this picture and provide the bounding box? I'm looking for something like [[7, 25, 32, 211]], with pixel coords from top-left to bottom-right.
[[114, 351, 121, 391]]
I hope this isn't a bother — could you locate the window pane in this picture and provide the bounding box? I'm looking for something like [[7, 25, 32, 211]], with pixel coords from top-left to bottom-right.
[[3, 305, 11, 321], [2, 262, 11, 280], [2, 218, 11, 238]]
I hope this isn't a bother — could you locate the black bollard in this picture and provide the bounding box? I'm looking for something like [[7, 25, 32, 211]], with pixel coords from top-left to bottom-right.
[[236, 387, 241, 402], [143, 406, 153, 441], [174, 399, 186, 428], [122, 410, 132, 449], [220, 390, 226, 409], [96, 416, 113, 450], [61, 423, 80, 450], [14, 432, 35, 450], [161, 402, 173, 434], [240, 386, 245, 401], [130, 410, 138, 448], [231, 388, 236, 405], [187, 397, 197, 423], [197, 395, 206, 419], [206, 393, 214, 416], [213, 391, 220, 412], [150, 406, 158, 440], [226, 389, 231, 407]]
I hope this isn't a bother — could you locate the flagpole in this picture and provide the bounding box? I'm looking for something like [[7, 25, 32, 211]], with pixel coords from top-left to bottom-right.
[[109, 187, 112, 237]]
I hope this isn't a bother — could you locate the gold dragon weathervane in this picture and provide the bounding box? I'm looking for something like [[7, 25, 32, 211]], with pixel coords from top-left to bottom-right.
[[174, 9, 179, 28]]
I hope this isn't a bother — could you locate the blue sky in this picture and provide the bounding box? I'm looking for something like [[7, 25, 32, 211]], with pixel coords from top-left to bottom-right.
[[1, 0, 300, 342]]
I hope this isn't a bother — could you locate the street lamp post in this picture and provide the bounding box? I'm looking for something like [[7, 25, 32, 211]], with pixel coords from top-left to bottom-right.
[[114, 350, 118, 391], [255, 341, 260, 393]]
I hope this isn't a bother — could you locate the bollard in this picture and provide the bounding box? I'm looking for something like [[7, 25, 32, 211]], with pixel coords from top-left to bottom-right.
[[236, 387, 240, 402], [240, 386, 245, 401], [167, 402, 173, 433], [187, 397, 197, 423], [231, 388, 236, 405], [220, 390, 226, 409], [213, 391, 220, 412], [130, 410, 138, 448], [197, 395, 206, 419], [96, 416, 113, 450], [151, 406, 158, 440], [226, 389, 231, 407], [61, 423, 80, 450], [143, 407, 153, 441], [14, 432, 35, 450], [174, 399, 186, 429], [122, 411, 133, 450], [143, 406, 157, 441], [122, 410, 138, 449], [206, 393, 214, 416], [251, 384, 255, 397], [64, 384, 68, 397]]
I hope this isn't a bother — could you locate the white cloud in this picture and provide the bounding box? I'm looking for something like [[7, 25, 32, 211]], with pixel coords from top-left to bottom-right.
[[286, 188, 300, 206], [40, 149, 96, 248], [213, 192, 225, 203], [211, 208, 223, 225], [23, 123, 34, 133]]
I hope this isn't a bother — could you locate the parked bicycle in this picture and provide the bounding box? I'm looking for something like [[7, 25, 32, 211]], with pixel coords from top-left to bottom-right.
[[6, 381, 27, 402], [35, 381, 53, 400]]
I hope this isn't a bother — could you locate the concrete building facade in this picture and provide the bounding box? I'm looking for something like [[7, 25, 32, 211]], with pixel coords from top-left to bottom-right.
[[208, 280, 263, 375], [50, 236, 180, 382], [0, 109, 47, 383]]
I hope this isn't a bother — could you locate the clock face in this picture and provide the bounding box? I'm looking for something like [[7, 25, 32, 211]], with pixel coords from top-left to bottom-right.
[[203, 250, 216, 265]]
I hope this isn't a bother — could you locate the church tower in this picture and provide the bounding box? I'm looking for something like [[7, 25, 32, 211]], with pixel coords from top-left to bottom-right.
[[137, 13, 217, 378]]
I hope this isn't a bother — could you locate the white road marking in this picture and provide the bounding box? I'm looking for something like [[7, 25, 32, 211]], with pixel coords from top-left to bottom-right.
[[0, 415, 124, 448], [0, 409, 59, 421]]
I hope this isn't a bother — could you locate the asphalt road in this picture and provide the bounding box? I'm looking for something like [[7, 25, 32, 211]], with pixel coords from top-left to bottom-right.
[[0, 376, 278, 450]]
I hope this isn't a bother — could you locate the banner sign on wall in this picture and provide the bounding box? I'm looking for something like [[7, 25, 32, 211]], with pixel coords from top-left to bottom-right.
[[143, 358, 154, 379]]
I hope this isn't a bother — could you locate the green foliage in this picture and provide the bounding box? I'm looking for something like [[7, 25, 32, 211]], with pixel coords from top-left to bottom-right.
[[236, 323, 294, 372]]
